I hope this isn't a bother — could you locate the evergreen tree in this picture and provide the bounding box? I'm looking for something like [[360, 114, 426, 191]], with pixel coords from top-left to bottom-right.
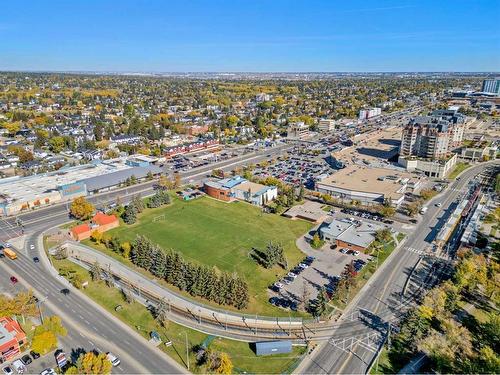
[[122, 204, 137, 225]]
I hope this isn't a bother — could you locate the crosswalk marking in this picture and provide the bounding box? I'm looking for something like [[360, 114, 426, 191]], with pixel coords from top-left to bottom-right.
[[404, 246, 451, 260], [405, 247, 426, 255]]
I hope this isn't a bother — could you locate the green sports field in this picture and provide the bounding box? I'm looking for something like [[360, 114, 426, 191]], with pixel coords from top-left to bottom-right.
[[104, 196, 312, 314]]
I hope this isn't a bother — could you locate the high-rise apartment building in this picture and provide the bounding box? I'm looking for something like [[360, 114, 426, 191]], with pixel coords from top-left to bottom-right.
[[318, 119, 336, 132], [400, 110, 465, 160], [358, 107, 381, 120], [481, 78, 500, 96]]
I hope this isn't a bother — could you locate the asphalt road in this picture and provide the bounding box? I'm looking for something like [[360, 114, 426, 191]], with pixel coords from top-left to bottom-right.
[[0, 229, 187, 374], [297, 161, 499, 374], [0, 141, 294, 240]]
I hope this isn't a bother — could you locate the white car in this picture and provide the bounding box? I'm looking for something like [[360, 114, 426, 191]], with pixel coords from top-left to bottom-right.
[[106, 352, 121, 367], [30, 244, 35, 250], [353, 251, 360, 256], [274, 282, 284, 289], [435, 202, 442, 207], [298, 263, 309, 269], [11, 360, 26, 374], [287, 272, 297, 279], [40, 370, 56, 375]]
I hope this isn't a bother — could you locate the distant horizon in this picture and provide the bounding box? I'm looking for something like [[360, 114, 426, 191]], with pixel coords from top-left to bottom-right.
[[1, 0, 498, 72], [1, 70, 499, 75]]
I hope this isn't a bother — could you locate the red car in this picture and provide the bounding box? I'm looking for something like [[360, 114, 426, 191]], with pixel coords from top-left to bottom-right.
[[10, 276, 18, 284]]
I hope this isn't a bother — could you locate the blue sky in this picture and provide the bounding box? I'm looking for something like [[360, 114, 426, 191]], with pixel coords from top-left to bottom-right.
[[1, 0, 499, 72]]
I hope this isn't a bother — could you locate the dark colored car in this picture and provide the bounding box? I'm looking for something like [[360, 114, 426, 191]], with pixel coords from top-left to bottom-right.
[[10, 276, 18, 284], [280, 299, 291, 308], [21, 354, 32, 365], [60, 288, 70, 295], [33, 257, 40, 263], [269, 285, 280, 293], [29, 351, 40, 359], [269, 297, 280, 306]]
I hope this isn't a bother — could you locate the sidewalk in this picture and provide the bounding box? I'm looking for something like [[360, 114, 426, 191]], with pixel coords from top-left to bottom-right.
[[63, 241, 305, 330]]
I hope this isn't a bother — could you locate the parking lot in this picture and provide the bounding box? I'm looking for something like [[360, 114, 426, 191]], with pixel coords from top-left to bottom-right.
[[253, 144, 340, 188], [268, 236, 373, 311]]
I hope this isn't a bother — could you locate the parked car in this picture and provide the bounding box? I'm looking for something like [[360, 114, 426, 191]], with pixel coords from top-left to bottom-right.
[[2, 366, 13, 375], [274, 282, 284, 289], [353, 250, 360, 256], [30, 351, 40, 360], [298, 263, 309, 269], [11, 360, 26, 374], [29, 244, 35, 250], [10, 276, 18, 284], [55, 350, 67, 369], [340, 248, 348, 254], [21, 355, 32, 366], [287, 272, 297, 279], [40, 369, 56, 375], [269, 297, 280, 306], [279, 299, 291, 308]]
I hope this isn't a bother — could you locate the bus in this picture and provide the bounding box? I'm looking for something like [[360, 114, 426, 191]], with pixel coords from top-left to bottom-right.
[[3, 248, 17, 260]]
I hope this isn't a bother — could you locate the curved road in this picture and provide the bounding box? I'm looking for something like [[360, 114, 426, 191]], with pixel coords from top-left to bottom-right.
[[1, 228, 187, 373]]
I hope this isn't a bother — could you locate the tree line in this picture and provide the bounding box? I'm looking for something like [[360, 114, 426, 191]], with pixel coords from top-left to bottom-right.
[[130, 235, 249, 309], [383, 249, 500, 373]]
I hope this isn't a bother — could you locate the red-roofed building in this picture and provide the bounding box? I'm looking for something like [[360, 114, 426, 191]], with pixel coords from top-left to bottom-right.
[[0, 317, 27, 362], [70, 212, 119, 241]]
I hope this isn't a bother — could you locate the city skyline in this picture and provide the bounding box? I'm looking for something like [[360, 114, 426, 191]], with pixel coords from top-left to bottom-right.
[[1, 0, 499, 72]]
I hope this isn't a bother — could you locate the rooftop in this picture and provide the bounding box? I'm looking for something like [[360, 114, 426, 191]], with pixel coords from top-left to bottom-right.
[[317, 165, 413, 201], [283, 201, 328, 223], [232, 181, 267, 195], [321, 218, 383, 249]]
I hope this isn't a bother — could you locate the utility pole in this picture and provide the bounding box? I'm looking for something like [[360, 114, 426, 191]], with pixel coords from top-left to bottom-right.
[[185, 331, 190, 371], [387, 322, 391, 351]]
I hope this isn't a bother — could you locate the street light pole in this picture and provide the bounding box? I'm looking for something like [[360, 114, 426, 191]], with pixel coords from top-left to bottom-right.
[[37, 296, 48, 324]]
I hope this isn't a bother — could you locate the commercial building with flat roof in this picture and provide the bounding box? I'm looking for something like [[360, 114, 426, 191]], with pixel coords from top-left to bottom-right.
[[320, 218, 383, 252], [0, 158, 163, 216], [315, 165, 423, 207]]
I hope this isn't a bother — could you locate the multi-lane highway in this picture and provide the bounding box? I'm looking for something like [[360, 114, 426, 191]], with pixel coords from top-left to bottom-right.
[[0, 141, 294, 240], [297, 161, 499, 374], [0, 229, 187, 374]]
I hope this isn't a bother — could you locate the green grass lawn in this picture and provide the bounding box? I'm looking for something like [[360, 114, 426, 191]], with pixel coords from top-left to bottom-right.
[[87, 196, 312, 315], [50, 257, 306, 374], [448, 162, 471, 180]]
